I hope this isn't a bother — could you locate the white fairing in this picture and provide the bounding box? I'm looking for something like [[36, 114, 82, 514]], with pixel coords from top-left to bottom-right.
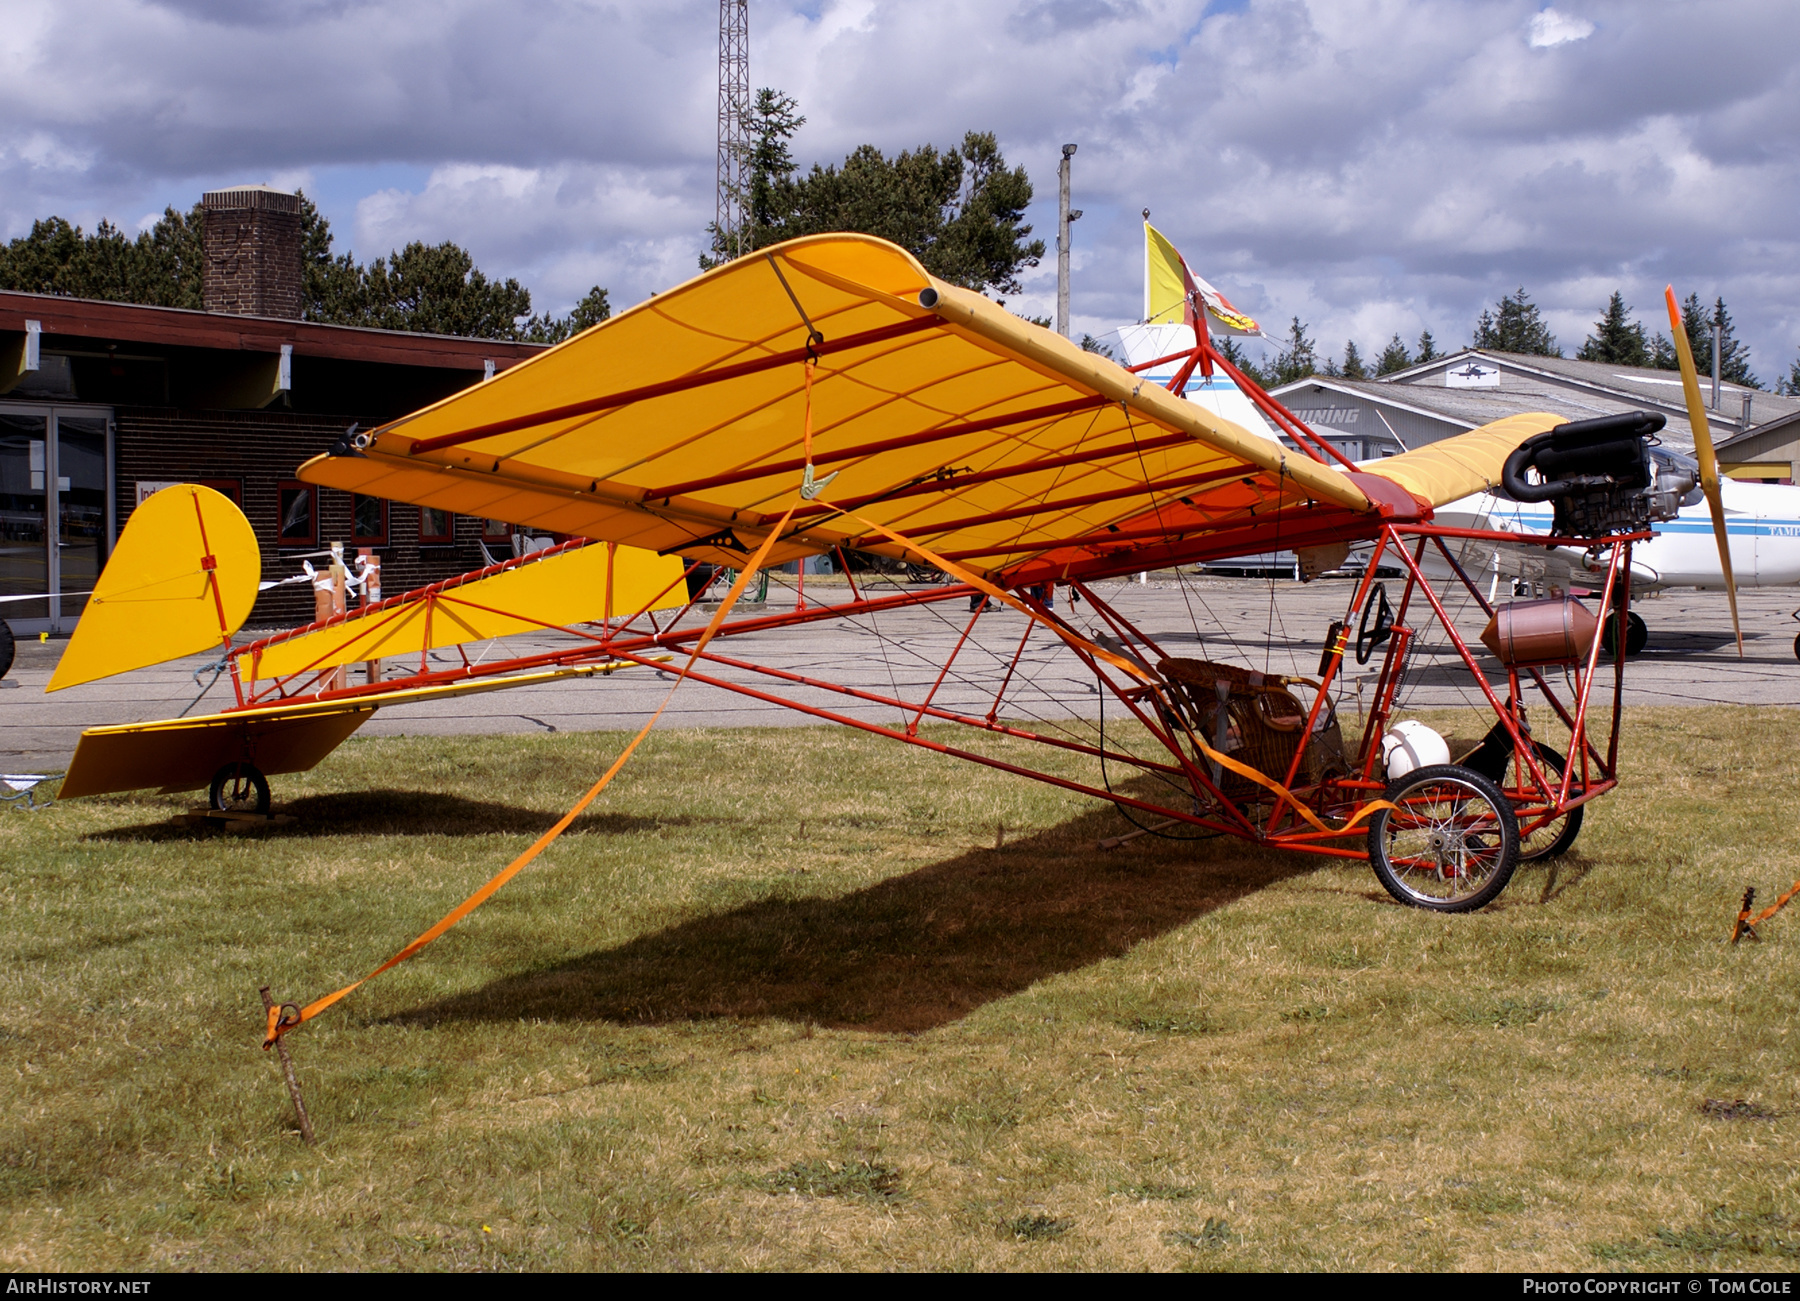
[[1430, 475, 1800, 592], [1114, 323, 1282, 443], [1383, 721, 1451, 780]]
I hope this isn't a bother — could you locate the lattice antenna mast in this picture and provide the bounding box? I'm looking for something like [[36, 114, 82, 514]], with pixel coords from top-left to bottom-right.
[[717, 0, 751, 261]]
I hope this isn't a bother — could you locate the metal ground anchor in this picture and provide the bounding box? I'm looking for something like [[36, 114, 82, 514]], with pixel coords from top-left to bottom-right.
[[260, 984, 317, 1145]]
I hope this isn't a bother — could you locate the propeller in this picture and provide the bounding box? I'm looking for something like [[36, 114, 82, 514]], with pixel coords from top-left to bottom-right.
[[1664, 285, 1743, 658]]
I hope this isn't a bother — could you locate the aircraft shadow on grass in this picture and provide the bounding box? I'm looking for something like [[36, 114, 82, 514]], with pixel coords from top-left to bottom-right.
[[84, 790, 700, 842], [392, 779, 1310, 1035]]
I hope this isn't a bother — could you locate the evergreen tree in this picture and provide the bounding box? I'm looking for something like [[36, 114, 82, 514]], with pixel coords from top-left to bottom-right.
[[1650, 293, 1759, 387], [1340, 339, 1366, 379], [1575, 291, 1648, 366], [0, 207, 204, 307], [1216, 335, 1269, 385], [523, 286, 612, 344], [1376, 333, 1412, 375], [702, 89, 1044, 296], [1078, 333, 1115, 361], [0, 190, 598, 341], [1270, 317, 1317, 386], [1471, 286, 1559, 355], [1416, 329, 1438, 363], [1779, 351, 1800, 397]]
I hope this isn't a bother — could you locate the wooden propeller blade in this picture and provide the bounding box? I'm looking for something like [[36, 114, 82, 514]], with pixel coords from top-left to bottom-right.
[[1665, 285, 1743, 658]]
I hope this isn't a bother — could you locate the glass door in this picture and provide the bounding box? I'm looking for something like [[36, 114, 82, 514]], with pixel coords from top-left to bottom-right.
[[55, 415, 109, 624], [0, 403, 114, 634], [0, 412, 50, 623]]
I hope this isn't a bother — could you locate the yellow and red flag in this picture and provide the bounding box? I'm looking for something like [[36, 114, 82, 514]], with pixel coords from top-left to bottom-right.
[[1144, 221, 1266, 338]]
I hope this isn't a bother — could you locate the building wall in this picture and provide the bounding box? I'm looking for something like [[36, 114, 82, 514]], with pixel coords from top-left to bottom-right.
[[1277, 384, 1466, 449], [115, 406, 495, 629]]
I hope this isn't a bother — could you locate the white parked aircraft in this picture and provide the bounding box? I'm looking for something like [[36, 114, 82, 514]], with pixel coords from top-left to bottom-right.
[[1432, 447, 1800, 657]]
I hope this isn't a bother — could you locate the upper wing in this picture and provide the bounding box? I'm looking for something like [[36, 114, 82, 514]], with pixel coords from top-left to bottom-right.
[[298, 235, 1372, 583], [296, 234, 1551, 585]]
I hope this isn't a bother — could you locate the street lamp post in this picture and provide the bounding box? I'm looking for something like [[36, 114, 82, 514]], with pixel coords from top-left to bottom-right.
[[1057, 144, 1081, 337]]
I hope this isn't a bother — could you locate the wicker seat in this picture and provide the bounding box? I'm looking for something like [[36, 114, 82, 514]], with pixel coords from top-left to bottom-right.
[[1156, 658, 1350, 799]]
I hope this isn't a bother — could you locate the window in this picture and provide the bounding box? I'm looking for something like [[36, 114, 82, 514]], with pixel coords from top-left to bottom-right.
[[277, 481, 316, 546], [481, 517, 513, 542], [351, 494, 388, 546], [419, 506, 455, 545], [198, 478, 242, 504]]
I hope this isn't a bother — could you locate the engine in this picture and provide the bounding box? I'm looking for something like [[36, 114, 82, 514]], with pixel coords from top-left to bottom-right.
[[1500, 411, 1689, 537]]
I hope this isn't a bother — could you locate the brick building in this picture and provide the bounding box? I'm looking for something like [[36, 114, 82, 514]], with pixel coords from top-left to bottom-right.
[[0, 187, 545, 635]]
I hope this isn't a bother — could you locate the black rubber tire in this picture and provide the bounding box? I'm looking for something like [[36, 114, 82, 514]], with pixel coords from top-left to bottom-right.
[[1508, 742, 1584, 862], [1367, 763, 1520, 912], [1792, 631, 1800, 663], [1600, 609, 1648, 657], [0, 619, 13, 680], [209, 762, 270, 816]]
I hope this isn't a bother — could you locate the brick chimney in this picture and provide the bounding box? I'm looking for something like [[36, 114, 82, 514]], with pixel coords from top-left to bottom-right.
[[201, 186, 303, 318]]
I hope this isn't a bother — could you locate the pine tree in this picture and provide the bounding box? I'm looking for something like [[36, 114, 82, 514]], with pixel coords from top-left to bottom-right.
[[1340, 340, 1366, 379], [1416, 329, 1438, 363], [1576, 291, 1649, 366], [0, 190, 599, 341], [1376, 333, 1412, 375], [1216, 335, 1270, 386], [1651, 293, 1760, 387], [1471, 287, 1559, 356], [1270, 317, 1317, 385], [700, 90, 1044, 296], [1779, 351, 1800, 397]]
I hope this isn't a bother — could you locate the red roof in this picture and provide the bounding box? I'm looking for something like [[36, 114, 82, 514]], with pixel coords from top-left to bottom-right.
[[0, 290, 547, 371]]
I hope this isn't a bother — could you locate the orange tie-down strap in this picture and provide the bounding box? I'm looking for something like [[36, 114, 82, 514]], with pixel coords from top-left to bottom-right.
[[265, 502, 799, 1047], [833, 508, 1395, 838], [1732, 878, 1800, 944]]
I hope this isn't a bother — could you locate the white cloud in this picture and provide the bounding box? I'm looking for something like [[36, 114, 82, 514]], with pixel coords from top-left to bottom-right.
[[1529, 8, 1597, 48], [1, 0, 1798, 378]]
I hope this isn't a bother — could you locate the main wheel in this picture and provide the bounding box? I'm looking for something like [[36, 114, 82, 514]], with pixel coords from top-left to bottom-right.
[[1367, 764, 1520, 912], [0, 618, 13, 679], [1600, 609, 1647, 656], [209, 762, 270, 815], [1506, 742, 1583, 862]]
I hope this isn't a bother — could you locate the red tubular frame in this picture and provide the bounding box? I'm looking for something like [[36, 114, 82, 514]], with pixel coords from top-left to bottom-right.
[[210, 494, 1637, 883]]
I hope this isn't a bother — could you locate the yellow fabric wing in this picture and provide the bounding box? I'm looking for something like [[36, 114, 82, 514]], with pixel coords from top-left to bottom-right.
[[242, 542, 685, 683], [48, 484, 259, 691], [1367, 413, 1566, 506], [297, 234, 1370, 584]]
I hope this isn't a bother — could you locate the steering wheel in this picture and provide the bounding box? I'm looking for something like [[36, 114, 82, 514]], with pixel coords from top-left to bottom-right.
[[1356, 583, 1394, 666]]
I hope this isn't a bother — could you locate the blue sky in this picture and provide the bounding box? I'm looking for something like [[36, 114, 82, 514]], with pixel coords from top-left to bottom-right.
[[3, 1, 1797, 381]]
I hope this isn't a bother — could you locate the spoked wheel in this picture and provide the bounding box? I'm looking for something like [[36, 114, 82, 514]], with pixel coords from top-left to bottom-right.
[[209, 762, 270, 815], [1505, 742, 1583, 862], [1367, 764, 1520, 912]]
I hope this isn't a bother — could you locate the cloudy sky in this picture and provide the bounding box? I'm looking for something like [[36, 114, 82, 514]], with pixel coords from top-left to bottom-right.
[[3, 0, 1797, 380]]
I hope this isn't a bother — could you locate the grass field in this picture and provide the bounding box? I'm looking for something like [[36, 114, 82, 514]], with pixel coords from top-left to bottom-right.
[[3, 706, 1799, 1271]]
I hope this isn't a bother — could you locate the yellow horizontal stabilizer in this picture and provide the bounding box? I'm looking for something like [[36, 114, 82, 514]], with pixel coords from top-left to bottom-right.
[[58, 660, 657, 799], [296, 233, 1369, 582], [48, 484, 260, 691], [242, 542, 684, 683], [1361, 413, 1566, 509]]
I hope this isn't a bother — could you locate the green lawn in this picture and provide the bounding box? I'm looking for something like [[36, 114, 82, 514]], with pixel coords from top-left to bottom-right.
[[2, 708, 1798, 1270]]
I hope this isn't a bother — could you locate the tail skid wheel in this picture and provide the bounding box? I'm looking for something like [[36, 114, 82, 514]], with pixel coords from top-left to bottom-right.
[[1367, 764, 1520, 912], [210, 762, 270, 816]]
